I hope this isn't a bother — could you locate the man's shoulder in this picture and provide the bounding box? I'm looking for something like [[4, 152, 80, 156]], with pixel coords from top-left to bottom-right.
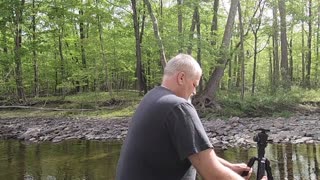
[[147, 86, 187, 105]]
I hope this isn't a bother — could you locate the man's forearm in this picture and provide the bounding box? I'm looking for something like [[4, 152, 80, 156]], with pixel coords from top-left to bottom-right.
[[218, 157, 233, 168], [189, 149, 245, 180]]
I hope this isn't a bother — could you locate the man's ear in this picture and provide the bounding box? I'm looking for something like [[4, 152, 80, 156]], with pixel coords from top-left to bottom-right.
[[177, 72, 185, 85]]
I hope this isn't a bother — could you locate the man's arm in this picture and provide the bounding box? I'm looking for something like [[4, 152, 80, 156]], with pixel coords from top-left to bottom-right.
[[218, 157, 249, 174], [188, 148, 247, 180]]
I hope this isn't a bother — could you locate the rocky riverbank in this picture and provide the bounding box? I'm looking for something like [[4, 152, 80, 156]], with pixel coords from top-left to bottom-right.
[[1, 113, 320, 149]]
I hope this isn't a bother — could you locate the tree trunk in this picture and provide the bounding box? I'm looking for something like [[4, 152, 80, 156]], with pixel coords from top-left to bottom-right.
[[278, 0, 290, 89], [131, 0, 146, 95], [96, 0, 112, 96], [143, 0, 167, 69], [211, 0, 219, 47], [316, 4, 320, 86], [272, 0, 280, 93], [289, 35, 293, 82], [269, 49, 273, 90], [238, 3, 245, 100], [195, 5, 203, 91], [250, 1, 264, 96], [301, 20, 306, 87], [177, 0, 183, 53], [32, 0, 39, 97], [0, 19, 10, 82], [187, 6, 197, 55], [228, 51, 232, 90], [196, 0, 239, 109], [13, 0, 26, 102], [235, 54, 241, 88], [58, 27, 66, 97], [79, 7, 88, 92], [306, 0, 312, 88]]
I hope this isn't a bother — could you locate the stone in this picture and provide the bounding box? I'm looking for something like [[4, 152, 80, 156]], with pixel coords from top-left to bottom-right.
[[1, 113, 320, 149]]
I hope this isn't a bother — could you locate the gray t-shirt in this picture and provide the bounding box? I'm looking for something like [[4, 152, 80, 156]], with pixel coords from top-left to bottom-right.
[[116, 86, 212, 180]]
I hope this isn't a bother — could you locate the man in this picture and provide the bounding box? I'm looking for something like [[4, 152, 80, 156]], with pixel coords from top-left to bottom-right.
[[116, 54, 265, 180]]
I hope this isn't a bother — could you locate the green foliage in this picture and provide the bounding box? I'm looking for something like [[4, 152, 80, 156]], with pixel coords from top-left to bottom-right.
[[209, 88, 311, 118], [0, 0, 320, 120], [1, 91, 141, 118]]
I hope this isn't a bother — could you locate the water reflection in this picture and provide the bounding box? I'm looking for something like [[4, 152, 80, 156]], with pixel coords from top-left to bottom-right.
[[0, 140, 121, 180], [0, 140, 320, 180], [213, 144, 320, 180]]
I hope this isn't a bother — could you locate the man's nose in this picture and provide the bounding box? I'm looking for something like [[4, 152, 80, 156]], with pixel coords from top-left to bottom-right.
[[192, 89, 196, 96]]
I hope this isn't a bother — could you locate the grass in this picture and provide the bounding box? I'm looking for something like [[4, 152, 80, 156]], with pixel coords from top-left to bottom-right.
[[0, 90, 141, 119], [1, 87, 320, 119], [203, 86, 320, 118]]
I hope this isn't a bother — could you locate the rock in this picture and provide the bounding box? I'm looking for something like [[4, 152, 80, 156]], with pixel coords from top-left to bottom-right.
[[19, 128, 41, 140], [210, 137, 220, 145], [1, 113, 320, 149], [292, 137, 313, 144]]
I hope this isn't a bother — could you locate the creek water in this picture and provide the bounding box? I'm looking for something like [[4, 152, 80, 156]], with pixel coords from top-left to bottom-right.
[[0, 140, 319, 180]]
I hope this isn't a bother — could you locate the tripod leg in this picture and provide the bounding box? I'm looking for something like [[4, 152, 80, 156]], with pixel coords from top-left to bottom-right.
[[241, 157, 256, 176], [265, 158, 274, 180], [257, 158, 266, 180]]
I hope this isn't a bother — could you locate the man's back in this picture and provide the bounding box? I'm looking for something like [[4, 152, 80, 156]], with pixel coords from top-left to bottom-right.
[[116, 86, 211, 180]]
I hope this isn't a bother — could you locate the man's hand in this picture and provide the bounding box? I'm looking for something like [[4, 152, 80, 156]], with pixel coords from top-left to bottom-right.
[[226, 163, 253, 180], [229, 163, 251, 174]]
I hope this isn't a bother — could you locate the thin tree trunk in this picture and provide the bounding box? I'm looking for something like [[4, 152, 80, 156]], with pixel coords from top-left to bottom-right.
[[228, 53, 232, 90], [272, 0, 280, 93], [1, 20, 10, 82], [177, 0, 183, 53], [131, 0, 145, 95], [289, 36, 293, 82], [278, 0, 290, 89], [302, 20, 306, 87], [159, 0, 163, 18], [316, 4, 320, 86], [306, 0, 312, 88], [250, 1, 264, 96], [187, 6, 197, 55], [269, 49, 273, 90], [143, 0, 167, 69], [79, 7, 88, 92], [32, 0, 39, 97], [238, 3, 245, 100], [96, 0, 112, 96], [13, 0, 26, 102], [235, 54, 241, 88], [195, 5, 203, 91], [140, 5, 147, 94], [140, 4, 146, 45], [58, 27, 66, 97], [227, 38, 233, 90], [251, 32, 258, 96], [211, 0, 219, 47]]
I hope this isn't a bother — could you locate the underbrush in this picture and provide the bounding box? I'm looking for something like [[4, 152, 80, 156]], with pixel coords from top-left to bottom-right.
[[0, 90, 141, 119], [202, 87, 320, 118], [1, 87, 320, 119]]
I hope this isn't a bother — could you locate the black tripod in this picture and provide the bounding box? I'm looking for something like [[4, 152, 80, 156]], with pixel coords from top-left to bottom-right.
[[242, 128, 273, 180]]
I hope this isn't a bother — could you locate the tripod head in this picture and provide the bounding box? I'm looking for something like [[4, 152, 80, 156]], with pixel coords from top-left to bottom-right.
[[254, 128, 270, 159]]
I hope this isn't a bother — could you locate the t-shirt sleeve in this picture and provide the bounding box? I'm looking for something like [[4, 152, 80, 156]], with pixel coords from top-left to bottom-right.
[[165, 102, 213, 160]]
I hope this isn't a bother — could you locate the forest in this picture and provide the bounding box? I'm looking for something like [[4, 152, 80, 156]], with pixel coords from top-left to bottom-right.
[[0, 0, 320, 117]]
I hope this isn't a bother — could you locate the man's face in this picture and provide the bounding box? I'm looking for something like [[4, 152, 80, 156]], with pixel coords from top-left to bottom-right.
[[177, 71, 201, 100]]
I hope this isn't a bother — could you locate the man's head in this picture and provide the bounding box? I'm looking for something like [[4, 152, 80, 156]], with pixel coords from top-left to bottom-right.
[[162, 54, 202, 100]]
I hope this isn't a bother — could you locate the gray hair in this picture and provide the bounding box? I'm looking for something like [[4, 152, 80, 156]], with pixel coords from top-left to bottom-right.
[[164, 54, 202, 78]]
